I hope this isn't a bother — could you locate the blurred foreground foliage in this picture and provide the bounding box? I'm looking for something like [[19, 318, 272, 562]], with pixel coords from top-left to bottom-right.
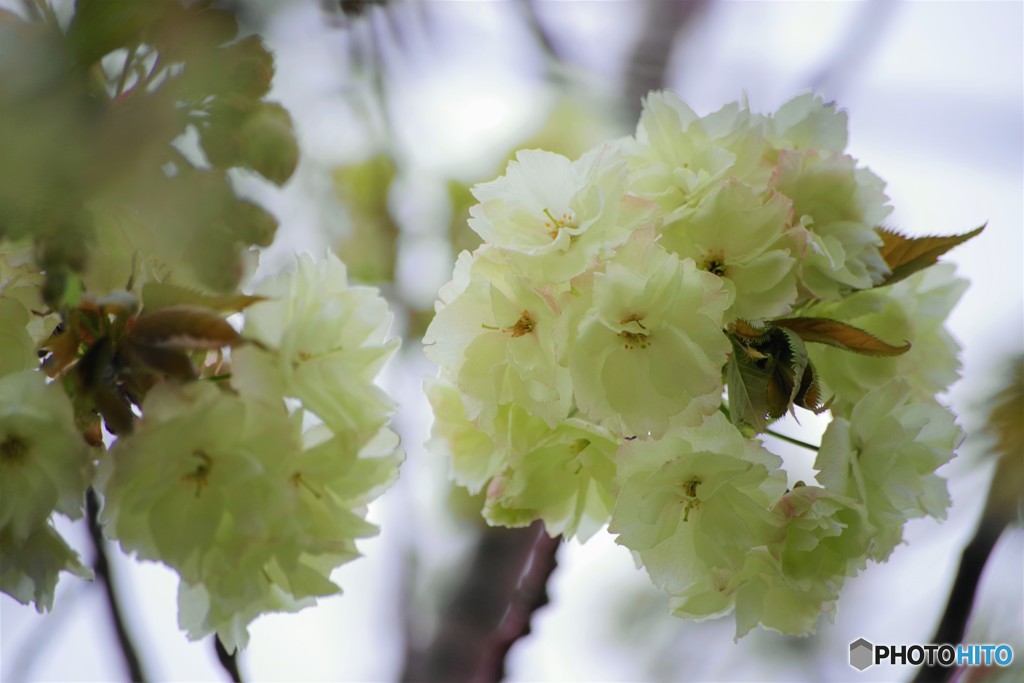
[[0, 0, 298, 304]]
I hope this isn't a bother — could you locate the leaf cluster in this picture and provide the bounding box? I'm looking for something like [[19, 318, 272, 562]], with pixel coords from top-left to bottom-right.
[[41, 285, 259, 437], [724, 225, 982, 432], [0, 0, 298, 304]]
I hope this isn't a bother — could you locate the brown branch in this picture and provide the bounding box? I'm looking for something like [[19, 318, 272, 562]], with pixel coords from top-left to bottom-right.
[[911, 519, 1004, 683], [623, 0, 709, 121], [86, 488, 148, 683], [401, 521, 562, 683], [914, 362, 1021, 683], [471, 525, 561, 683]]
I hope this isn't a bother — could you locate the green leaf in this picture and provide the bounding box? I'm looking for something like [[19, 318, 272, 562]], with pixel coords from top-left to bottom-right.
[[124, 339, 196, 380], [726, 337, 772, 433], [793, 359, 830, 415], [771, 317, 910, 357], [332, 154, 399, 283], [67, 0, 167, 66], [236, 102, 299, 186], [771, 327, 809, 412], [141, 282, 265, 313], [129, 305, 241, 350], [729, 319, 772, 345], [876, 224, 984, 285], [726, 324, 833, 433]]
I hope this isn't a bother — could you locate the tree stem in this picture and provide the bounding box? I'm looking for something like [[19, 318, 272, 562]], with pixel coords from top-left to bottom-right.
[[911, 519, 1006, 682], [400, 521, 561, 683], [86, 488, 148, 683], [764, 428, 820, 452], [471, 525, 561, 683], [115, 45, 138, 98], [215, 636, 243, 683]]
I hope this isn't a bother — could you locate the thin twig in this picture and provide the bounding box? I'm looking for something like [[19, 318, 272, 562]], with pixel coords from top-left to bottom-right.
[[719, 404, 821, 452], [86, 488, 148, 683], [215, 636, 244, 683], [764, 428, 820, 452], [115, 45, 139, 99], [518, 0, 562, 69]]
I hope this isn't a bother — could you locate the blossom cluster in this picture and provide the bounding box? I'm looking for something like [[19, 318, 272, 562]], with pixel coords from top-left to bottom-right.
[[98, 254, 402, 650], [0, 252, 94, 610], [0, 2, 403, 653], [425, 92, 970, 637], [0, 248, 402, 651]]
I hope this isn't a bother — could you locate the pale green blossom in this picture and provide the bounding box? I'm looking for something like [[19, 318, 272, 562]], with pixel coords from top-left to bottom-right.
[[660, 179, 801, 321], [766, 93, 849, 153], [0, 247, 53, 376], [662, 482, 873, 638], [771, 149, 891, 299], [97, 381, 299, 584], [610, 413, 787, 595], [423, 248, 572, 426], [469, 147, 660, 283], [0, 370, 91, 542], [483, 410, 619, 541], [715, 485, 874, 638], [815, 378, 963, 561], [235, 251, 398, 444], [625, 91, 771, 221], [424, 377, 503, 494], [569, 239, 731, 438], [804, 263, 967, 411], [0, 523, 93, 612], [0, 370, 93, 612], [99, 380, 401, 649]]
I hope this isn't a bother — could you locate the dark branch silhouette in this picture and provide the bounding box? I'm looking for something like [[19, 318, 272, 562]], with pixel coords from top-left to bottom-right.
[[215, 636, 244, 683], [86, 488, 148, 683]]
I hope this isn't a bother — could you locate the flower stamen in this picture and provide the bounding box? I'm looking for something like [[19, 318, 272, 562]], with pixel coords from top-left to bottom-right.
[[701, 251, 728, 277], [0, 434, 29, 466], [543, 208, 576, 240], [680, 476, 702, 522], [504, 311, 535, 338], [182, 450, 212, 497]]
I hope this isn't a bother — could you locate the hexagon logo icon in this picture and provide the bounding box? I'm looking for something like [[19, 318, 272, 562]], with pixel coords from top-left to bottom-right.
[[850, 638, 874, 671]]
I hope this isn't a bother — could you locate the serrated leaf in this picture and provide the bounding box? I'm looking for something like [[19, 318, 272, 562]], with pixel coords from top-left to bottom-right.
[[792, 359, 830, 414], [124, 339, 196, 380], [726, 337, 772, 433], [771, 317, 910, 357], [130, 305, 241, 350], [876, 224, 984, 285], [41, 326, 81, 377], [729, 319, 771, 344], [141, 282, 265, 313], [728, 326, 832, 432], [777, 327, 809, 407]]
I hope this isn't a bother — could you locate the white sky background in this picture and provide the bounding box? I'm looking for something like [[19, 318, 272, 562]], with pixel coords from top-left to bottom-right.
[[1, 1, 1022, 681]]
